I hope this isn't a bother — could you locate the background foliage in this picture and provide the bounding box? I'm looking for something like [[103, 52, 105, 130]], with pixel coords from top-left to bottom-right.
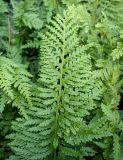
[[0, 0, 123, 159]]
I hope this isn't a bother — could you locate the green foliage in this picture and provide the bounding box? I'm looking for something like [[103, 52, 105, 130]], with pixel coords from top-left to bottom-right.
[[0, 106, 17, 159], [12, 0, 43, 29], [0, 56, 32, 114], [0, 0, 123, 160], [6, 6, 123, 160], [113, 134, 121, 160]]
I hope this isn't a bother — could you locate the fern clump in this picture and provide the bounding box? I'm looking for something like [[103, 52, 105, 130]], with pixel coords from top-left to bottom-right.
[[7, 6, 123, 160], [0, 0, 123, 159]]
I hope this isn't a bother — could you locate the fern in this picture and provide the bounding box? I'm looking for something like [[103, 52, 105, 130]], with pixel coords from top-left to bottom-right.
[[0, 56, 32, 115], [113, 134, 121, 160], [0, 105, 17, 159], [12, 0, 42, 29], [111, 42, 123, 61], [0, 93, 8, 113], [0, 1, 123, 160], [43, 0, 58, 10], [7, 6, 123, 160], [0, 56, 16, 100]]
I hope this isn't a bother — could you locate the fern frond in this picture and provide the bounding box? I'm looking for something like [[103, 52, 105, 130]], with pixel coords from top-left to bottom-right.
[[7, 6, 108, 160], [0, 56, 16, 99], [7, 4, 123, 160], [0, 0, 8, 13], [0, 93, 8, 113], [0, 56, 32, 114], [111, 42, 123, 61], [12, 0, 43, 29], [14, 67, 32, 106], [113, 134, 121, 160], [101, 103, 120, 123]]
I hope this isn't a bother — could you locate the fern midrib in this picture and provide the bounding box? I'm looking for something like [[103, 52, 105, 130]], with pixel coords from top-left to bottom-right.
[[54, 19, 66, 159]]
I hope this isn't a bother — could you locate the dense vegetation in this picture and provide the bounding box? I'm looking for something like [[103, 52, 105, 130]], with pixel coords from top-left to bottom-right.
[[0, 0, 123, 159]]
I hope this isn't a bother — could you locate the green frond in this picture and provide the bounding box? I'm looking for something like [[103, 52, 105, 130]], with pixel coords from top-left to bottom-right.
[[7, 6, 117, 160], [0, 0, 8, 13], [4, 2, 123, 160], [0, 56, 32, 115], [111, 42, 123, 61], [0, 56, 16, 100], [0, 93, 8, 113], [113, 134, 121, 160]]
